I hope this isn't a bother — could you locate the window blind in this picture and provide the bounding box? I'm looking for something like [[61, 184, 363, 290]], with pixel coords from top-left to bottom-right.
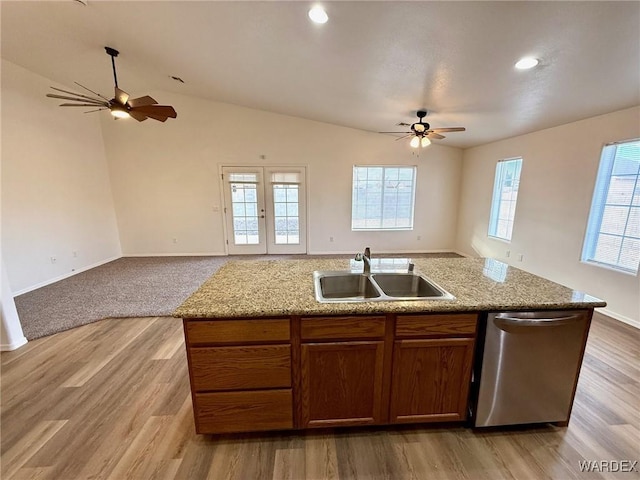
[[582, 139, 640, 274], [270, 172, 301, 184]]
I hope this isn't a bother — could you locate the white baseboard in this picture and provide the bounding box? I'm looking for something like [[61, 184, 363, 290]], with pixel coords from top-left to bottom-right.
[[125, 250, 463, 257], [13, 255, 122, 296], [121, 252, 227, 257], [307, 250, 356, 255], [1, 336, 28, 351], [599, 307, 640, 330], [307, 249, 460, 255]]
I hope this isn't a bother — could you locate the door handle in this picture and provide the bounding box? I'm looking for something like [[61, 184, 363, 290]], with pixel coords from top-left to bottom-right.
[[494, 313, 582, 328]]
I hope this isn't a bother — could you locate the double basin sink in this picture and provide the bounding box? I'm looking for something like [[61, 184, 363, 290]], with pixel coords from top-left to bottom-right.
[[314, 270, 456, 303]]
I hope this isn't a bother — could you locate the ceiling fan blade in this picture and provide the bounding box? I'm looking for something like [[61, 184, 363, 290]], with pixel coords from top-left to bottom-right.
[[128, 95, 158, 108], [49, 87, 106, 103], [397, 122, 412, 126], [431, 127, 466, 133], [114, 87, 129, 106], [427, 132, 445, 139], [130, 104, 177, 119], [59, 103, 110, 107], [128, 110, 148, 122], [74, 82, 111, 102], [142, 112, 170, 122], [379, 131, 411, 134], [46, 94, 107, 105], [395, 134, 414, 141], [83, 108, 108, 114]]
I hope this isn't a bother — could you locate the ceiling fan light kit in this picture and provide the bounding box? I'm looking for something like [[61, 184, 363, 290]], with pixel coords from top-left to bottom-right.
[[308, 6, 329, 24], [46, 46, 177, 123], [379, 110, 466, 148], [110, 106, 130, 119]]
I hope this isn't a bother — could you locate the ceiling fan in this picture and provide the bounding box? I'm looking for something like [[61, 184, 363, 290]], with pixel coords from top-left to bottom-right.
[[46, 47, 177, 122], [380, 110, 465, 147]]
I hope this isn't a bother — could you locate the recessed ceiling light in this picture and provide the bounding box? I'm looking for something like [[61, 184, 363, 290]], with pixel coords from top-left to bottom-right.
[[515, 57, 539, 70], [308, 6, 328, 24]]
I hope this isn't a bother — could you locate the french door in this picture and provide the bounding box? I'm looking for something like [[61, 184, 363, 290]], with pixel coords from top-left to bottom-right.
[[221, 166, 307, 254]]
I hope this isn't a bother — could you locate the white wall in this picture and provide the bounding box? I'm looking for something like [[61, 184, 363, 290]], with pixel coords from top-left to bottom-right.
[[1, 60, 122, 293], [456, 106, 640, 326], [101, 91, 463, 256], [1, 258, 27, 350]]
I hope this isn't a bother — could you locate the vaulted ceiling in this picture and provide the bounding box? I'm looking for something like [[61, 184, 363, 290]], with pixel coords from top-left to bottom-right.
[[2, 1, 639, 148]]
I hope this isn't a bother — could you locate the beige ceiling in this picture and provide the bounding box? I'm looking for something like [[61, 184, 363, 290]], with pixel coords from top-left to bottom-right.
[[2, 1, 639, 148]]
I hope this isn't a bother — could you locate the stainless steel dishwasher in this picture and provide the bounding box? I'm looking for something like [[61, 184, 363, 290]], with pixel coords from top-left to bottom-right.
[[474, 310, 591, 427]]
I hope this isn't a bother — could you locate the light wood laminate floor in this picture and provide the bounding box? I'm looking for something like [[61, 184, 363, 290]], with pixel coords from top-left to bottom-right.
[[1, 312, 638, 480]]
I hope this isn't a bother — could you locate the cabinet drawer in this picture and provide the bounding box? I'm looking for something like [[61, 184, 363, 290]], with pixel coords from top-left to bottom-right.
[[195, 389, 293, 434], [396, 313, 478, 337], [301, 316, 386, 340], [184, 318, 290, 345], [189, 345, 291, 391]]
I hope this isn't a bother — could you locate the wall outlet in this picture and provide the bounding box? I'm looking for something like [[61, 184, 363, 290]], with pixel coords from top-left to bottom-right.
[[172, 238, 178, 244], [50, 256, 57, 264], [517, 253, 524, 261], [329, 236, 334, 243], [506, 250, 511, 258], [417, 235, 422, 241], [72, 251, 78, 258]]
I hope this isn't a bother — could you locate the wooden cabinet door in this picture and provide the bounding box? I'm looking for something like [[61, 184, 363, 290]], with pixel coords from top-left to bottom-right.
[[301, 341, 385, 428], [390, 338, 475, 423]]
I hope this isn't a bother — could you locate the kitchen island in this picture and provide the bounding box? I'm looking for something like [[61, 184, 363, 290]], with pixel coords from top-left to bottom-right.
[[174, 257, 605, 434]]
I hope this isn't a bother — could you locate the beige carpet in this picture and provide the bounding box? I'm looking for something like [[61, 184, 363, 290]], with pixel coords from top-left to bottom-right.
[[15, 253, 461, 340]]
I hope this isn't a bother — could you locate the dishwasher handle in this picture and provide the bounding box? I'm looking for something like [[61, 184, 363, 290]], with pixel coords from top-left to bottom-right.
[[494, 313, 583, 328]]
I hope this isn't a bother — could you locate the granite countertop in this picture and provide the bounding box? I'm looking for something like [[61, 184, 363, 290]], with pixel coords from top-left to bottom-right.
[[173, 257, 606, 318]]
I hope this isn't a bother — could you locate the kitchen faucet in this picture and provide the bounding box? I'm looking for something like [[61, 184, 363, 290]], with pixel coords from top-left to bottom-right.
[[355, 247, 372, 274]]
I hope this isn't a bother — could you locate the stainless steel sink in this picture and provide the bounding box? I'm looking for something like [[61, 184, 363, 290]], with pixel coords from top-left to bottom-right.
[[313, 271, 455, 303], [371, 273, 446, 298], [317, 272, 381, 300]]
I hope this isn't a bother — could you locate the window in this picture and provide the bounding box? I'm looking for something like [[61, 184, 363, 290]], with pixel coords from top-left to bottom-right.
[[488, 158, 523, 241], [352, 166, 416, 230], [582, 139, 640, 274]]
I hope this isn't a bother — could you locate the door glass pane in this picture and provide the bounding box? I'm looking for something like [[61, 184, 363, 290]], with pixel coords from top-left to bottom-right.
[[230, 182, 260, 244], [273, 184, 300, 244]]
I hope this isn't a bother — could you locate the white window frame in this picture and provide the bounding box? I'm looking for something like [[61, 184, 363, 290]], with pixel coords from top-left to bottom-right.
[[488, 157, 523, 242], [581, 139, 640, 275], [351, 165, 417, 231]]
